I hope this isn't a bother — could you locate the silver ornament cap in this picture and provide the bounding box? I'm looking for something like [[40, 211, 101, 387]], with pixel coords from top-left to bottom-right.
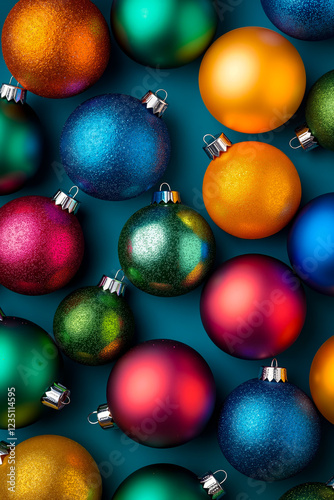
[[327, 477, 334, 489], [0, 442, 10, 465], [152, 183, 181, 204], [99, 270, 126, 296], [199, 470, 227, 498], [87, 403, 115, 430], [52, 186, 80, 214], [0, 83, 27, 104], [141, 89, 168, 117], [203, 133, 232, 160], [41, 382, 71, 410], [259, 358, 288, 383], [290, 124, 319, 151]]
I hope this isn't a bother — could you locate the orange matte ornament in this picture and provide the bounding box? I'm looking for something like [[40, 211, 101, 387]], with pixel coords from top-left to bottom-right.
[[310, 336, 334, 425], [199, 27, 306, 134], [202, 133, 302, 239]]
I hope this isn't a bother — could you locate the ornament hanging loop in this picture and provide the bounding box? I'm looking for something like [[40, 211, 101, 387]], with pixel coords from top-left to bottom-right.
[[160, 182, 171, 192], [87, 411, 99, 425], [114, 269, 125, 282], [69, 185, 79, 199], [213, 470, 228, 485], [203, 134, 217, 146], [155, 89, 168, 102], [289, 137, 302, 150], [271, 358, 278, 368]]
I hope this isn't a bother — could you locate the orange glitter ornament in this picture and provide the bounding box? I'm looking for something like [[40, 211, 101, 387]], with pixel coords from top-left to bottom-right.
[[202, 133, 302, 239], [1, 0, 111, 99], [310, 336, 334, 425]]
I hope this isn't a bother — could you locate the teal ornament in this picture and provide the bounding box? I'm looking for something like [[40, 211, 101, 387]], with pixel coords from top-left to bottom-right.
[[280, 478, 334, 499]]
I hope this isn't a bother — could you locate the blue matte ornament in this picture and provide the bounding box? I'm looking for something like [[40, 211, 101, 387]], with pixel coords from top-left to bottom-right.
[[261, 0, 334, 41], [218, 359, 321, 481], [288, 193, 334, 295], [60, 90, 171, 201]]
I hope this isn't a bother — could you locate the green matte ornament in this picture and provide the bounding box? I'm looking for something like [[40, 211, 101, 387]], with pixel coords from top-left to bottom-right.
[[110, 0, 217, 68], [54, 272, 135, 365], [118, 183, 216, 297], [112, 464, 227, 500], [280, 477, 334, 500]]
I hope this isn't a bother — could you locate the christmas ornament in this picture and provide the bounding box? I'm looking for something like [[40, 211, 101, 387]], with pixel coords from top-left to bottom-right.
[[218, 359, 321, 481], [88, 339, 216, 448], [54, 271, 135, 366], [261, 0, 334, 41], [0, 307, 70, 429], [202, 133, 301, 239], [0, 435, 102, 500], [110, 0, 217, 68], [290, 71, 334, 152], [0, 187, 85, 295], [310, 336, 334, 424], [118, 183, 215, 296], [0, 81, 43, 195], [199, 27, 306, 133], [1, 0, 110, 99], [288, 193, 334, 295], [112, 464, 228, 500], [60, 91, 171, 201], [200, 254, 306, 360], [280, 477, 334, 500]]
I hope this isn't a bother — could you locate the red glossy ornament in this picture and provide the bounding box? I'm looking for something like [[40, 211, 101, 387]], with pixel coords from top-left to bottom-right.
[[106, 339, 216, 448], [0, 188, 84, 295], [200, 254, 307, 360]]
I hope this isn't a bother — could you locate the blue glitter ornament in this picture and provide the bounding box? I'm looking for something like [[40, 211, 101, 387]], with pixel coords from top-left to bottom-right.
[[261, 0, 334, 41], [288, 193, 334, 295], [218, 360, 321, 481], [60, 90, 171, 201]]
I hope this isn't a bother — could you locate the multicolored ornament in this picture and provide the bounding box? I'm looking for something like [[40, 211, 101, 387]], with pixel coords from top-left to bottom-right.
[[199, 27, 306, 133], [290, 71, 334, 152], [310, 336, 334, 424], [0, 82, 43, 195], [0, 307, 70, 429], [218, 359, 321, 481], [60, 91, 171, 201], [202, 133, 302, 239], [111, 0, 217, 68], [54, 271, 135, 366], [288, 193, 334, 295], [0, 435, 102, 500], [1, 0, 111, 99], [261, 0, 334, 41], [280, 477, 334, 500], [112, 464, 227, 500], [89, 339, 216, 448], [118, 183, 215, 296], [0, 187, 84, 295], [200, 254, 307, 360]]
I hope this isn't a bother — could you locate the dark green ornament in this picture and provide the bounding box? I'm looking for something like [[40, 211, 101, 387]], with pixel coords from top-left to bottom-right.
[[118, 184, 216, 297], [112, 464, 227, 500], [54, 273, 135, 365], [280, 478, 334, 500]]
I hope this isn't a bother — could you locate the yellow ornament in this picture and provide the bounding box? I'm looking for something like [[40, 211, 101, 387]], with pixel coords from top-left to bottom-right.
[[310, 336, 334, 425]]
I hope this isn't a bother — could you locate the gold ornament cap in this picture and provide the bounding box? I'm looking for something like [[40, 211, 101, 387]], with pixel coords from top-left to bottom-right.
[[152, 183, 181, 204], [290, 124, 319, 151], [41, 382, 71, 410], [259, 358, 288, 383], [141, 89, 168, 117], [199, 470, 227, 498], [0, 442, 10, 465], [99, 270, 126, 296], [0, 83, 27, 104], [203, 133, 232, 160], [52, 186, 80, 214], [87, 404, 115, 430]]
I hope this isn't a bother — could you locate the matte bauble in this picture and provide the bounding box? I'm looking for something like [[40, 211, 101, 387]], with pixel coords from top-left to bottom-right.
[[310, 336, 334, 424], [288, 193, 334, 295], [0, 83, 43, 195], [0, 435, 102, 500], [111, 0, 217, 68], [118, 185, 215, 296], [60, 92, 171, 201], [218, 361, 321, 481], [280, 481, 334, 500], [1, 0, 110, 99], [202, 134, 301, 239], [199, 27, 306, 133], [261, 0, 334, 41], [54, 273, 135, 365], [200, 254, 307, 360], [0, 189, 84, 295], [0, 308, 63, 428]]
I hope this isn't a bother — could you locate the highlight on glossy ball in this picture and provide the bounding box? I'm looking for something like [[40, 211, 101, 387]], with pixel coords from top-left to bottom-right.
[[306, 70, 334, 151], [0, 435, 102, 500], [310, 336, 334, 425], [202, 141, 301, 239], [279, 482, 334, 500], [111, 0, 217, 68], [1, 0, 111, 98], [199, 27, 306, 133]]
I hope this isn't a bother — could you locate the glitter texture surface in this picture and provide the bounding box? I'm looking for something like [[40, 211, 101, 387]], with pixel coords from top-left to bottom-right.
[[60, 94, 171, 201], [1, 0, 111, 99], [280, 482, 334, 499], [306, 70, 334, 151], [218, 379, 321, 481], [118, 202, 215, 296]]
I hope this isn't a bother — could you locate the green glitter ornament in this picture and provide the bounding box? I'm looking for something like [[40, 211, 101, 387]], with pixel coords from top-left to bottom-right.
[[291, 70, 334, 152], [118, 183, 216, 297], [54, 272, 135, 366], [280, 476, 334, 500]]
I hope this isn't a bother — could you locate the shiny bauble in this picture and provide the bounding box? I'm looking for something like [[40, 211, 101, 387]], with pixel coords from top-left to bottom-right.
[[200, 254, 307, 360], [261, 0, 334, 41], [0, 435, 102, 500], [60, 93, 171, 201], [199, 27, 306, 133], [280, 482, 334, 500], [310, 336, 334, 425], [107, 339, 216, 448], [111, 0, 217, 68], [288, 193, 334, 295], [1, 0, 111, 99]]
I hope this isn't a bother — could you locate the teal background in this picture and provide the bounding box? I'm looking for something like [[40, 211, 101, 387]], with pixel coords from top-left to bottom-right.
[[0, 1, 334, 498]]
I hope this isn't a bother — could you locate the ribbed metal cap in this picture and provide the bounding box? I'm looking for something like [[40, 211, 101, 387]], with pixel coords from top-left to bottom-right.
[[203, 133, 232, 160], [290, 124, 319, 151], [0, 442, 10, 465], [259, 359, 288, 383], [199, 470, 227, 498], [98, 270, 126, 296], [87, 404, 115, 430], [152, 183, 181, 204], [41, 383, 71, 410], [0, 83, 27, 104], [326, 477, 334, 489], [141, 89, 168, 117], [52, 186, 80, 214]]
